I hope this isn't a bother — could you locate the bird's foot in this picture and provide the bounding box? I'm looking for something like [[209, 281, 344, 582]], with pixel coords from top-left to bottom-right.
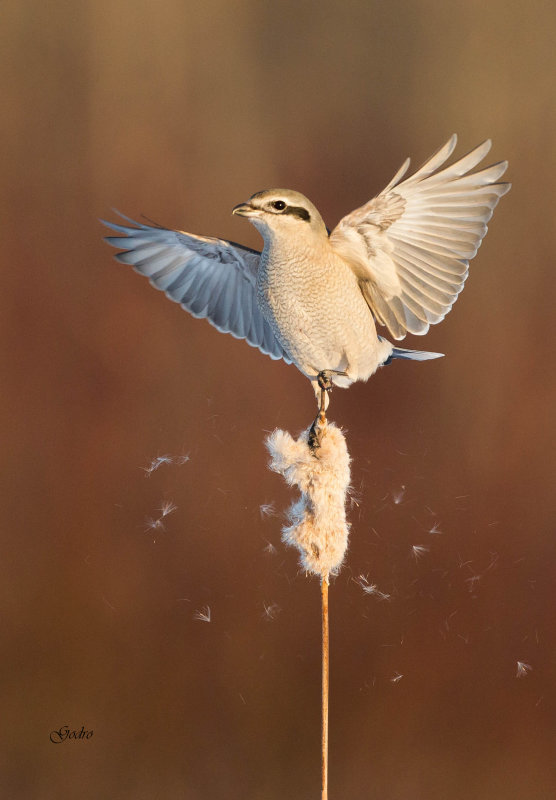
[[316, 370, 336, 392], [308, 410, 327, 452]]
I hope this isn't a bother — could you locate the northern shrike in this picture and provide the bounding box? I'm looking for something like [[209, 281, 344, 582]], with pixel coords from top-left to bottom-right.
[[103, 135, 509, 409]]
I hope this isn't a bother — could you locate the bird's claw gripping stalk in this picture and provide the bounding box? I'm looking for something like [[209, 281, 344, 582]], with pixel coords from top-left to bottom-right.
[[308, 410, 326, 451], [309, 371, 335, 451]]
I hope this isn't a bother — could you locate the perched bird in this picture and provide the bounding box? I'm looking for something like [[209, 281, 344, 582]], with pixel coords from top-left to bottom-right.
[[103, 135, 509, 410]]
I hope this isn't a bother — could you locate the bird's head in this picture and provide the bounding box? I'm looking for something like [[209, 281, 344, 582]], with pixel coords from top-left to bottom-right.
[[232, 189, 327, 245]]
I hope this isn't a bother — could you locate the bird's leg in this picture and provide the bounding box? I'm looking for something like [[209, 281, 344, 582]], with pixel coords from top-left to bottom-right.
[[308, 371, 335, 451]]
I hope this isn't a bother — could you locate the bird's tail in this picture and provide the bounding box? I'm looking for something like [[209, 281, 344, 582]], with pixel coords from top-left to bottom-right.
[[383, 346, 444, 365]]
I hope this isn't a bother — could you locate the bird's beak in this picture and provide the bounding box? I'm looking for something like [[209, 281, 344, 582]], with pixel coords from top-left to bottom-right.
[[232, 202, 259, 217]]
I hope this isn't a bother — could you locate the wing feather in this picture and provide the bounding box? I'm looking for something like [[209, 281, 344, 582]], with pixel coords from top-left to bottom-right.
[[330, 136, 510, 339], [102, 214, 290, 362]]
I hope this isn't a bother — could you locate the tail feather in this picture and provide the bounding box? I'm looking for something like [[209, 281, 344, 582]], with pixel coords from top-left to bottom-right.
[[383, 345, 444, 366]]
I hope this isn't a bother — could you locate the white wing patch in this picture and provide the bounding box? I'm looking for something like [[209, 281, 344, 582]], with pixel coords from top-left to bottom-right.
[[102, 214, 290, 362], [330, 135, 510, 340]]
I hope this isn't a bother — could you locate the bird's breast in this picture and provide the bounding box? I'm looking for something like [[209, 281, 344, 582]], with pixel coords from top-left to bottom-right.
[[257, 248, 327, 327], [255, 248, 380, 382]]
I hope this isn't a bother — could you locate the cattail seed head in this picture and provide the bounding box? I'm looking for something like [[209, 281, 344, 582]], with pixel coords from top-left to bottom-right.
[[265, 420, 351, 581]]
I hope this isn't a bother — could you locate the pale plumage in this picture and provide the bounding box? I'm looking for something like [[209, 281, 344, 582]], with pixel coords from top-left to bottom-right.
[[102, 135, 510, 405]]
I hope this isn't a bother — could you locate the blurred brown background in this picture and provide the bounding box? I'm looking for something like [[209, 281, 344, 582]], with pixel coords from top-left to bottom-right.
[[1, 1, 555, 798]]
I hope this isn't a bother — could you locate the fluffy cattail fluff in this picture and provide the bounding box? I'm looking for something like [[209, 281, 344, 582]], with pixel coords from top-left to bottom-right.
[[265, 420, 351, 580]]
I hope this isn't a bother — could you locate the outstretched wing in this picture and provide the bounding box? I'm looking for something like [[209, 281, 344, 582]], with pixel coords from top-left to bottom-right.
[[329, 135, 511, 340], [102, 213, 289, 362]]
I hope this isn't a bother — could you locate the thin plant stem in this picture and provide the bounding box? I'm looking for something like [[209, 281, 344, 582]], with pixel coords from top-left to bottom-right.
[[318, 386, 330, 799], [321, 576, 329, 800]]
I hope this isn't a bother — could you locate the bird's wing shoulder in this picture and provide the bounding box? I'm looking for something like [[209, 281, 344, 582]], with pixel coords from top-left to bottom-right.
[[102, 212, 290, 362], [329, 135, 510, 340]]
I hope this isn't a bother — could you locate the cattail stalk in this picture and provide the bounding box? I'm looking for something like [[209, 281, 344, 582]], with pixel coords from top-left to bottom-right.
[[266, 400, 351, 799], [321, 576, 329, 800]]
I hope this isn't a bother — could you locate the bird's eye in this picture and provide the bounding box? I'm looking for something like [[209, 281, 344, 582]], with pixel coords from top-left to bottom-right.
[[272, 200, 286, 211]]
